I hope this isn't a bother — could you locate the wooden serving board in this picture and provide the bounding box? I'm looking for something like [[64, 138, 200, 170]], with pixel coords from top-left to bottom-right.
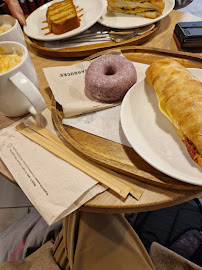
[[24, 22, 159, 58], [51, 46, 202, 191]]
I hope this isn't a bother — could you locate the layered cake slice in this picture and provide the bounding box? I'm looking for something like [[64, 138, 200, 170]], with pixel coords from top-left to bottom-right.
[[46, 0, 80, 35]]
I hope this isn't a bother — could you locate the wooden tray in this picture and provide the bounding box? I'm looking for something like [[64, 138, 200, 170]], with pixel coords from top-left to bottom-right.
[[51, 46, 202, 191], [25, 22, 159, 58]]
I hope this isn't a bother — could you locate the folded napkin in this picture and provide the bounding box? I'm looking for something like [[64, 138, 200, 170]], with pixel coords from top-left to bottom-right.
[[63, 105, 131, 147], [43, 51, 145, 118], [62, 62, 148, 146], [0, 109, 106, 225]]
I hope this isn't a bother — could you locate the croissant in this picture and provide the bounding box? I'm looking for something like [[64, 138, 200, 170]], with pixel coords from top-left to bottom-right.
[[145, 58, 202, 166]]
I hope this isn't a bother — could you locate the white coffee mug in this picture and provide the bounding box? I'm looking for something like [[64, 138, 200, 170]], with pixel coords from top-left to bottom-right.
[[0, 14, 27, 47], [0, 41, 46, 117]]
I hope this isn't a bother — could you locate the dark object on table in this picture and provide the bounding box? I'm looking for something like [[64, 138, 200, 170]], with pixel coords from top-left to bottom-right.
[[37, 0, 45, 6], [174, 0, 193, 10], [19, 0, 30, 14], [28, 0, 37, 12], [0, 1, 11, 15], [174, 21, 202, 48]]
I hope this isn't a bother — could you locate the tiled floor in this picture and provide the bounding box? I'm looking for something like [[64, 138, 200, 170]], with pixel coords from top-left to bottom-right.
[[0, 175, 34, 233], [0, 1, 202, 234]]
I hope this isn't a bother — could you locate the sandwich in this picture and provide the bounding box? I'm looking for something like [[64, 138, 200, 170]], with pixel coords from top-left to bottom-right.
[[46, 0, 80, 35], [146, 58, 202, 166], [107, 0, 165, 19]]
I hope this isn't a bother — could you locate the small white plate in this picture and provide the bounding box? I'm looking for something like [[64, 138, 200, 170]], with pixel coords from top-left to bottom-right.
[[98, 0, 174, 29], [120, 69, 202, 186], [23, 0, 104, 41]]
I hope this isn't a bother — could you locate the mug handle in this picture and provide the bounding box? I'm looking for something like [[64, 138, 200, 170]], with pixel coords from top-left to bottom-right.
[[9, 72, 46, 115]]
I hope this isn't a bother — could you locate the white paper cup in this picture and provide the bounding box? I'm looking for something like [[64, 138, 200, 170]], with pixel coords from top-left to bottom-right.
[[0, 41, 46, 117]]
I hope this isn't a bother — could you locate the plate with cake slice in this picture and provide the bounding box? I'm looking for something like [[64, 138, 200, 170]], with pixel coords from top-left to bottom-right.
[[98, 0, 174, 29], [23, 0, 104, 41]]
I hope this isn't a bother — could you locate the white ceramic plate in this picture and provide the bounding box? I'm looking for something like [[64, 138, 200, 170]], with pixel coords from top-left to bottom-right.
[[98, 0, 174, 29], [120, 69, 202, 186], [23, 0, 104, 41]]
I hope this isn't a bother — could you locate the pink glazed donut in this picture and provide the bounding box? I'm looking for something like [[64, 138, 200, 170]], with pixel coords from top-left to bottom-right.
[[85, 55, 137, 102]]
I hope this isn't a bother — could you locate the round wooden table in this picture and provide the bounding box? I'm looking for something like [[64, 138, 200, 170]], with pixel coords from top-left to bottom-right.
[[0, 9, 202, 213]]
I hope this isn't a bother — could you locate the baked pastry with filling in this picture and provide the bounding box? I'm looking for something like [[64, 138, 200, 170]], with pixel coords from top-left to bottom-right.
[[107, 0, 165, 19], [46, 0, 80, 35], [146, 58, 202, 166]]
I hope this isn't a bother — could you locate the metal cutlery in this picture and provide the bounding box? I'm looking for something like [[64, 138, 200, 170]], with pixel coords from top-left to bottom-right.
[[64, 28, 139, 43], [109, 28, 139, 43], [66, 30, 110, 40]]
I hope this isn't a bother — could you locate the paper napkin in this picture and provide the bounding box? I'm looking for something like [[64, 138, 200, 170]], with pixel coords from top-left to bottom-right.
[[0, 109, 106, 225], [43, 51, 145, 118], [62, 62, 148, 146]]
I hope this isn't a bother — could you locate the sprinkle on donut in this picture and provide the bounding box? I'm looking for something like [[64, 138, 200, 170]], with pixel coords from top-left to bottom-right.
[[85, 55, 137, 103]]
